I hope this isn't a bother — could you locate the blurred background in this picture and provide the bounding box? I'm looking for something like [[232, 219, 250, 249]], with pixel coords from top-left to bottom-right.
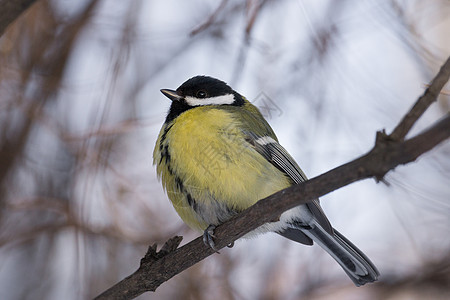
[[0, 0, 449, 299]]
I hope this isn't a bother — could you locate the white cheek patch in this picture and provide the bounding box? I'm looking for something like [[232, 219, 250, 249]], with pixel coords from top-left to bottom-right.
[[185, 94, 236, 106]]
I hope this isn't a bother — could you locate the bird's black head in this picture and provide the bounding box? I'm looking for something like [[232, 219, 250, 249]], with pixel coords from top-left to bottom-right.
[[177, 76, 234, 99], [161, 76, 244, 122]]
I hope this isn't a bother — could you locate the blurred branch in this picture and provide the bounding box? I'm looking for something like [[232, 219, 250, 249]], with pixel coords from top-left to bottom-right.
[[95, 56, 450, 300], [0, 196, 161, 248], [390, 56, 450, 140], [0, 0, 100, 205], [244, 0, 266, 37], [190, 0, 228, 36], [231, 0, 269, 85], [375, 251, 450, 297], [0, 0, 37, 36]]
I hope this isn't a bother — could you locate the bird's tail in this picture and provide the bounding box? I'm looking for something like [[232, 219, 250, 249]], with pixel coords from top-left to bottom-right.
[[301, 222, 379, 286]]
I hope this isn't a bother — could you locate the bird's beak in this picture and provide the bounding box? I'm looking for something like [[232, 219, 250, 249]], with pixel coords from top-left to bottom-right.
[[160, 89, 182, 101]]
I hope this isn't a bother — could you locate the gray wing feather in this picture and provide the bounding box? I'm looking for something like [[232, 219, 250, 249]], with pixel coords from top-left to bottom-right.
[[245, 132, 334, 236]]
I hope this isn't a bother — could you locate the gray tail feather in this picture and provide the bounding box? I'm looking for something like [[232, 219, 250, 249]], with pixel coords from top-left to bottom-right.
[[302, 223, 379, 286]]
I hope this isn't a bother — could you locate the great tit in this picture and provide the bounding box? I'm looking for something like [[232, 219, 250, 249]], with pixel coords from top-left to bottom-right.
[[153, 75, 379, 286]]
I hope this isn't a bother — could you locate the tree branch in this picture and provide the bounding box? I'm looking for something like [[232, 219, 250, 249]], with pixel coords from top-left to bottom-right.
[[95, 56, 450, 300], [390, 56, 450, 140], [0, 0, 37, 37]]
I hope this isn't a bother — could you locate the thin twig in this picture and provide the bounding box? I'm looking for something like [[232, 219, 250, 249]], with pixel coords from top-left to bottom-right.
[[190, 0, 228, 36], [390, 56, 450, 140]]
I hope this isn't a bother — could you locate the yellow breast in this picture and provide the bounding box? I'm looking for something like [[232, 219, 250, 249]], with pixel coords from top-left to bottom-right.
[[154, 106, 291, 231]]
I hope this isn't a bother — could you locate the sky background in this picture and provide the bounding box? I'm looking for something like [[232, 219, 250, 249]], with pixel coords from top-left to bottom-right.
[[0, 0, 449, 299]]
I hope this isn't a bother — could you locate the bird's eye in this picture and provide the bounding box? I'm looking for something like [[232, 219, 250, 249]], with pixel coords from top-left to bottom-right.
[[196, 90, 207, 98]]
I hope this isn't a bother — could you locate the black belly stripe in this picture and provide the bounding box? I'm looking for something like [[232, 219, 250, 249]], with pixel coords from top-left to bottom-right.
[[175, 176, 183, 191], [173, 174, 199, 213], [186, 193, 198, 211], [159, 123, 173, 164], [159, 143, 171, 165], [158, 122, 200, 215], [159, 123, 174, 151], [162, 145, 170, 163], [167, 164, 174, 175]]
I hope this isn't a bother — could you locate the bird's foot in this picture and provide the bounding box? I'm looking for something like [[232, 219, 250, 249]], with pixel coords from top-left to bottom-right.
[[203, 224, 220, 253]]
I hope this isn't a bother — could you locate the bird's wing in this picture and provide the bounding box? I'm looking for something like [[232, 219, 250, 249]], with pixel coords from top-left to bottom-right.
[[244, 131, 334, 236]]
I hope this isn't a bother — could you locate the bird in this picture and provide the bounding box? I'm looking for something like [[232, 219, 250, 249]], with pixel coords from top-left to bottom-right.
[[153, 75, 379, 286]]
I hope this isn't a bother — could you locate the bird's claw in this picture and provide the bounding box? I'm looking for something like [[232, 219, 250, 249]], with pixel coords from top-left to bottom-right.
[[203, 224, 220, 253]]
